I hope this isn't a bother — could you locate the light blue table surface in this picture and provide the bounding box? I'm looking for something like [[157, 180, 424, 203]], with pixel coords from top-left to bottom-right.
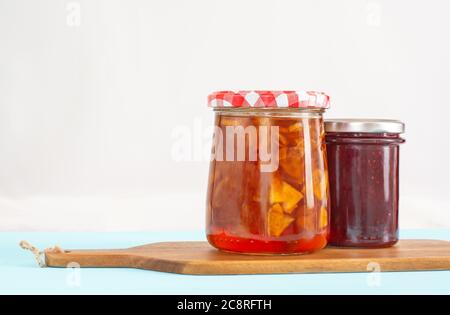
[[1, 229, 449, 295]]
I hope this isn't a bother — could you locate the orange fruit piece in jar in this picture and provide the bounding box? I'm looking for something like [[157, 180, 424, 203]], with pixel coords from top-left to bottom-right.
[[270, 176, 303, 214], [211, 177, 230, 209], [319, 206, 328, 229], [278, 133, 289, 146], [279, 146, 305, 179], [297, 213, 316, 231], [220, 117, 241, 126], [268, 203, 294, 237], [288, 122, 303, 133], [313, 169, 328, 200]]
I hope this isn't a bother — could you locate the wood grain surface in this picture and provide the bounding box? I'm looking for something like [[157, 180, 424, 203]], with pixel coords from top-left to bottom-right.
[[45, 239, 450, 275]]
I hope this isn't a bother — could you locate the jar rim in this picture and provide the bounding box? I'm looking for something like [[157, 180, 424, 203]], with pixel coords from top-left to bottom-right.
[[325, 119, 405, 134], [214, 108, 324, 119]]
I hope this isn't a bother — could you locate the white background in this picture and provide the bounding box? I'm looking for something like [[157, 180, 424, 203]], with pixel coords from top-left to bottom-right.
[[0, 0, 449, 231]]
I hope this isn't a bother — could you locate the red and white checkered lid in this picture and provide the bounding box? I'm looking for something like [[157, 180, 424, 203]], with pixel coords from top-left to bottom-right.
[[208, 90, 330, 109]]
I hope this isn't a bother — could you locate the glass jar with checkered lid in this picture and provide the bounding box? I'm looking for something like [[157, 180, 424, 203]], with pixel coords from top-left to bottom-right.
[[206, 90, 330, 254]]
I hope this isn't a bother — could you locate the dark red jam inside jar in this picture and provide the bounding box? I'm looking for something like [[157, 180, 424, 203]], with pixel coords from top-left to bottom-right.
[[325, 119, 405, 248]]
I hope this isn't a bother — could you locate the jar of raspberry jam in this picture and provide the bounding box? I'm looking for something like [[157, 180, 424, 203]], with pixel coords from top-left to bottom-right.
[[325, 119, 405, 248], [206, 91, 330, 254]]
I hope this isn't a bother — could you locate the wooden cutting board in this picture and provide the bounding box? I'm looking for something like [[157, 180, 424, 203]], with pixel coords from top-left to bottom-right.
[[45, 239, 450, 275]]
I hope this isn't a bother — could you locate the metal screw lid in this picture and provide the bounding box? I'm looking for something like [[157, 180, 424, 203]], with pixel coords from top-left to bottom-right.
[[324, 119, 405, 134]]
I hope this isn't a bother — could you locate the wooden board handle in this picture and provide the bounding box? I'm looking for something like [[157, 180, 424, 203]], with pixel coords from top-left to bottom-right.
[[45, 249, 136, 268]]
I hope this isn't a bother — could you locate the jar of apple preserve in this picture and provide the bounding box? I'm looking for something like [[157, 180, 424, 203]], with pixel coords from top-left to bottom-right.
[[206, 91, 331, 254], [325, 119, 405, 248]]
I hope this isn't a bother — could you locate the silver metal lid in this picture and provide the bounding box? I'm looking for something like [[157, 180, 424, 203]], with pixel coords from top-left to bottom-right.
[[325, 119, 405, 134]]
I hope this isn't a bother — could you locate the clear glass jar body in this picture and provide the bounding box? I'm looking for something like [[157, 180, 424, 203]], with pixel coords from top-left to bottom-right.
[[206, 109, 330, 254], [326, 132, 404, 248]]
